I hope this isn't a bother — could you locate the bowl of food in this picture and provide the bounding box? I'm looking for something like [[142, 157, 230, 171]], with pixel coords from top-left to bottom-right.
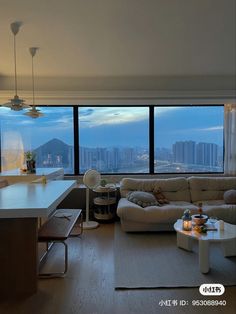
[[192, 214, 208, 226]]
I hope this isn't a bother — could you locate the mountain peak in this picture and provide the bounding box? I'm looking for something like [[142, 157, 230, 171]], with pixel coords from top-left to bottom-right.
[[34, 138, 70, 153]]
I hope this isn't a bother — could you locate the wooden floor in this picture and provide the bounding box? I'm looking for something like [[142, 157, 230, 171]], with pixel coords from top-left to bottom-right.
[[0, 224, 235, 314]]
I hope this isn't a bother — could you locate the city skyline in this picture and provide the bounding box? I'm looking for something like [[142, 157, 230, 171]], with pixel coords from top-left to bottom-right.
[[1, 136, 223, 174], [19, 137, 223, 174]]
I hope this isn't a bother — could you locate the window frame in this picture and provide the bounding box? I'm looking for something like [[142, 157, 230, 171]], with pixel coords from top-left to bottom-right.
[[0, 104, 224, 175], [153, 104, 224, 175], [78, 105, 151, 175]]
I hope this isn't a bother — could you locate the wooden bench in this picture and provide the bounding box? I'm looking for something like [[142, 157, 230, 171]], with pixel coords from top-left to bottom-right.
[[38, 208, 83, 278]]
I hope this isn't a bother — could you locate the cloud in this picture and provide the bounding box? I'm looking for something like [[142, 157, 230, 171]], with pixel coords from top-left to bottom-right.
[[0, 108, 25, 118], [199, 126, 223, 131], [164, 125, 223, 135], [18, 120, 35, 125], [52, 115, 73, 124], [154, 106, 183, 117], [79, 108, 94, 116], [37, 108, 72, 115], [79, 107, 148, 127], [80, 120, 91, 123]]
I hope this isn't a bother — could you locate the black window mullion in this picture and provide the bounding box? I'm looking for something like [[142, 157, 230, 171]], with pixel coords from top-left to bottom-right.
[[149, 106, 154, 174], [0, 131, 1, 172], [73, 106, 79, 174]]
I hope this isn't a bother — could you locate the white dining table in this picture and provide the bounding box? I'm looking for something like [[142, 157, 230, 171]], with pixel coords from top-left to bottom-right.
[[0, 180, 77, 299]]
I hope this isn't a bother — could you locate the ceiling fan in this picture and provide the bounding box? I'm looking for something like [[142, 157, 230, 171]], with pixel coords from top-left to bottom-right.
[[24, 47, 44, 118], [2, 22, 30, 111]]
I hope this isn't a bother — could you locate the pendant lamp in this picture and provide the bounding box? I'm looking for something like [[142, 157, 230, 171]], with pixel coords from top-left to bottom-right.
[[24, 47, 44, 118], [2, 22, 30, 111]]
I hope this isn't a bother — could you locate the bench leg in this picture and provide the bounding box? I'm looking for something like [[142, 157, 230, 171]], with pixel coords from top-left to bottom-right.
[[70, 213, 83, 237], [38, 241, 68, 278], [39, 241, 54, 264]]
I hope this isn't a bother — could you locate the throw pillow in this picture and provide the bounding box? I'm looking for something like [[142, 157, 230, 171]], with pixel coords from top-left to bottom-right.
[[127, 191, 159, 208], [224, 189, 236, 204], [153, 187, 169, 204]]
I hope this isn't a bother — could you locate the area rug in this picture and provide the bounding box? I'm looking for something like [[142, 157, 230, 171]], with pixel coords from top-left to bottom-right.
[[114, 223, 236, 289]]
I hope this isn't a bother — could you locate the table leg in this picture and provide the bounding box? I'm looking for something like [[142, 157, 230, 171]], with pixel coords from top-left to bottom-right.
[[177, 232, 193, 251], [199, 240, 209, 273], [0, 218, 38, 299]]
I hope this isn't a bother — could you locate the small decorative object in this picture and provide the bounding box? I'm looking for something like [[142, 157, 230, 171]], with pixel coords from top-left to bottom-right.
[[41, 174, 47, 184], [153, 187, 169, 204], [192, 202, 208, 225], [198, 202, 203, 216], [218, 220, 224, 230], [25, 151, 36, 173], [208, 216, 218, 228], [182, 209, 192, 231], [193, 225, 207, 233], [100, 179, 107, 187], [20, 165, 27, 173]]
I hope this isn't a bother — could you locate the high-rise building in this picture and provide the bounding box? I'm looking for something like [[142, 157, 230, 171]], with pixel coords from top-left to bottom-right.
[[184, 141, 195, 164], [196, 142, 218, 166], [173, 141, 218, 167], [173, 141, 196, 164]]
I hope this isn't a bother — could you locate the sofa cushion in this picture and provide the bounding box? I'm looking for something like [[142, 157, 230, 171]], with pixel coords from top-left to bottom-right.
[[117, 197, 198, 224], [224, 190, 236, 204], [120, 177, 191, 202], [188, 176, 236, 202], [201, 204, 236, 224], [127, 191, 158, 208]]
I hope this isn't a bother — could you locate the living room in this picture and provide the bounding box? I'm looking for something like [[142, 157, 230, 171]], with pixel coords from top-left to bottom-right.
[[0, 0, 236, 313]]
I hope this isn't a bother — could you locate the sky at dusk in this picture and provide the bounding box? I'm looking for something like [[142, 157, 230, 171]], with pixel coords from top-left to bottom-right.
[[79, 106, 224, 148], [0, 105, 224, 150]]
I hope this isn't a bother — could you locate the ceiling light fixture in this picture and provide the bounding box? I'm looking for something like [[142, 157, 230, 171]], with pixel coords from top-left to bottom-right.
[[24, 47, 44, 118], [2, 22, 30, 111]]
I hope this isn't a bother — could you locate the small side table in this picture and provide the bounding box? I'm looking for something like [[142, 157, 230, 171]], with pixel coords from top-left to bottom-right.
[[174, 219, 236, 273], [93, 185, 117, 221]]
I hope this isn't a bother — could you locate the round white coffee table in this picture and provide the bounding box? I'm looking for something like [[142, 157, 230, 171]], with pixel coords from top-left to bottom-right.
[[174, 219, 236, 273]]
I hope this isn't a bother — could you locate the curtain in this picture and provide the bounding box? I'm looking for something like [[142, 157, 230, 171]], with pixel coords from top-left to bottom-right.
[[224, 104, 236, 175]]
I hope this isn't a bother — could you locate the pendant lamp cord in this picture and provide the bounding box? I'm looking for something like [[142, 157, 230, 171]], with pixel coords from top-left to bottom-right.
[[31, 54, 35, 106], [13, 33, 18, 96]]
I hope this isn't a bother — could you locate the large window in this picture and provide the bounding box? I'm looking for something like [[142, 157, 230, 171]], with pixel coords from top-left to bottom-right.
[[79, 107, 149, 173], [154, 106, 224, 173], [0, 105, 224, 175], [0, 107, 74, 173]]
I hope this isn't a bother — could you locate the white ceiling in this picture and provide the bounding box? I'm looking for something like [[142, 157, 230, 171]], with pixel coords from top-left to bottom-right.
[[0, 0, 235, 94]]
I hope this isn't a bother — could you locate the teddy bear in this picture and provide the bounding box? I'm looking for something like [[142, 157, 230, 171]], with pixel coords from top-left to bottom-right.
[[153, 187, 169, 205]]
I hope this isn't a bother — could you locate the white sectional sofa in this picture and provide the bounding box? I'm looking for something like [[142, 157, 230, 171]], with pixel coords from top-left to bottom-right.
[[117, 176, 236, 232]]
